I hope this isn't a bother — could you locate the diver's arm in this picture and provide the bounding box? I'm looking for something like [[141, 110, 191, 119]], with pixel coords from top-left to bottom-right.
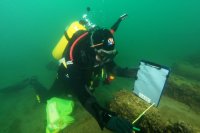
[[114, 66, 138, 78], [68, 65, 132, 132], [76, 84, 133, 133], [110, 14, 128, 34], [105, 61, 138, 79]]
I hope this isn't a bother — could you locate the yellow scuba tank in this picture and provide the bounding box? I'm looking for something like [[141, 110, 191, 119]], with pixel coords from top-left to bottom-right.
[[52, 21, 87, 60]]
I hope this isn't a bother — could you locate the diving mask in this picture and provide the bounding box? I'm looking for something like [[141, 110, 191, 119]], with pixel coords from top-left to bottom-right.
[[95, 49, 118, 63]]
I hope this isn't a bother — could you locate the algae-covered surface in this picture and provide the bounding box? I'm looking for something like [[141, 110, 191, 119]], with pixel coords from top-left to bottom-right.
[[0, 52, 200, 133], [0, 74, 200, 133], [109, 89, 199, 133], [1, 55, 200, 133], [0, 86, 112, 133]]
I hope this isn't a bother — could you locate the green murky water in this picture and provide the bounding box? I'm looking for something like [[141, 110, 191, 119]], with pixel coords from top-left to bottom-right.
[[0, 0, 200, 132]]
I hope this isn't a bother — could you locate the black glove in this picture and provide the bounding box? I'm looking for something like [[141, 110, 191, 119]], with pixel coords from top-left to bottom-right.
[[111, 13, 128, 33], [115, 67, 139, 78], [119, 13, 128, 21], [106, 115, 133, 133], [101, 111, 133, 133], [83, 97, 133, 132]]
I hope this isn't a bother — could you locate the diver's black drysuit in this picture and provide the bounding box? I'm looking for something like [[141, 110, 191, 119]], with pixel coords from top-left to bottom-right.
[[32, 15, 138, 133]]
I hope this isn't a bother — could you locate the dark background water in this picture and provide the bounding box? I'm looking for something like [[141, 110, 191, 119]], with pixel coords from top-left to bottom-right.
[[1, 0, 200, 85]]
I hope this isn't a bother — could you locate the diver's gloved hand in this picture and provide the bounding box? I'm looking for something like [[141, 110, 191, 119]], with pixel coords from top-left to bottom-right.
[[104, 112, 133, 133], [111, 13, 128, 33], [114, 67, 139, 78], [119, 13, 128, 21], [123, 68, 139, 78]]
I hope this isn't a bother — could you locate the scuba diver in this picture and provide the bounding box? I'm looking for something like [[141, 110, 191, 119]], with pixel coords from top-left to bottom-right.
[[0, 12, 138, 133], [46, 13, 138, 133]]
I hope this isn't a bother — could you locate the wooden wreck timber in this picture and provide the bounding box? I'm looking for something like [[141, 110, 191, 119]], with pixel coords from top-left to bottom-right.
[[109, 90, 195, 133], [164, 74, 200, 112]]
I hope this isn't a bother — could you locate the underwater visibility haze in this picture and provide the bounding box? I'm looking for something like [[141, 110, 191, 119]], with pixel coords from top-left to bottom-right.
[[0, 0, 200, 132]]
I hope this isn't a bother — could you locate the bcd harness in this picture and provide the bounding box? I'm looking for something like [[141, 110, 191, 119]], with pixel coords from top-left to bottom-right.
[[61, 31, 114, 87], [53, 21, 115, 89]]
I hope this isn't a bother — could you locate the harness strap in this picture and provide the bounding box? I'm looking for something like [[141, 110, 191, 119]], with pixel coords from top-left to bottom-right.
[[59, 58, 73, 68], [69, 32, 89, 61], [64, 31, 70, 40]]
